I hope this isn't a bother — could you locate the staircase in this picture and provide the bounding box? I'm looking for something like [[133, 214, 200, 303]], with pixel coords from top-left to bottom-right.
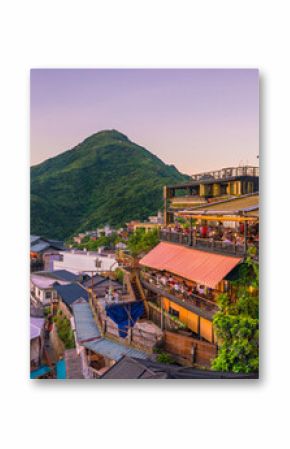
[[120, 267, 149, 317]]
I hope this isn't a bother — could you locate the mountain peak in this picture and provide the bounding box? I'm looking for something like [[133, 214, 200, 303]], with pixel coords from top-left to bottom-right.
[[83, 129, 129, 144], [31, 132, 190, 239]]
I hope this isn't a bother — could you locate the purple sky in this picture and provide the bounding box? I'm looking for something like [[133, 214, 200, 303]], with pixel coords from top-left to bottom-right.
[[30, 69, 259, 174]]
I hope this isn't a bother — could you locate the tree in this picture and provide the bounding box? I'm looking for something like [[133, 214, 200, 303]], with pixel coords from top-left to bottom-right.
[[127, 228, 160, 257], [211, 255, 259, 373]]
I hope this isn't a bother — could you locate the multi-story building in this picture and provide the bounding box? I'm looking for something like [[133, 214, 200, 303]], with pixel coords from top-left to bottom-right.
[[163, 166, 259, 225], [136, 167, 259, 366], [139, 242, 243, 345]]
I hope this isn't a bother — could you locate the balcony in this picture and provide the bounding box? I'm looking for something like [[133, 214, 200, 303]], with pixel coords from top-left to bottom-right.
[[160, 230, 252, 257], [140, 272, 219, 321]]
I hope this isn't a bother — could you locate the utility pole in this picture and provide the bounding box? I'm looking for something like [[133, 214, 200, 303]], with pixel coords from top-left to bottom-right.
[[189, 216, 193, 247]]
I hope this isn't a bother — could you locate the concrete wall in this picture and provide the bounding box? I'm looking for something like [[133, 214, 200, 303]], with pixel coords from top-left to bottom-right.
[[53, 251, 118, 274]]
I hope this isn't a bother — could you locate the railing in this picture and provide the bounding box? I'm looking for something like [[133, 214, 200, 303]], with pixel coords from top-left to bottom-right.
[[141, 273, 218, 321], [160, 230, 249, 256], [191, 166, 259, 181]]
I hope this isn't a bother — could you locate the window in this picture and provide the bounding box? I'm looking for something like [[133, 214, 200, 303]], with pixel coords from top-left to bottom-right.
[[169, 306, 179, 319], [95, 259, 102, 268], [45, 291, 52, 299]]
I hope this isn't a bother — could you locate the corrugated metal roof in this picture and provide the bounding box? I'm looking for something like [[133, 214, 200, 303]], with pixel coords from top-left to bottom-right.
[[31, 241, 51, 253], [31, 238, 65, 252], [72, 302, 101, 342], [139, 242, 242, 289], [72, 300, 148, 361], [84, 339, 147, 361], [192, 194, 259, 213]]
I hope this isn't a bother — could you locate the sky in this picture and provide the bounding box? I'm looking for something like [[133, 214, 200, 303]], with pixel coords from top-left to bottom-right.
[[30, 69, 259, 174]]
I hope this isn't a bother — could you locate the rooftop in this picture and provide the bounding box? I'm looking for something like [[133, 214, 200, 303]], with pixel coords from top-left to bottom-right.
[[30, 317, 45, 340], [188, 193, 259, 214], [139, 242, 242, 289], [54, 283, 89, 307], [101, 356, 258, 379], [72, 302, 101, 342], [72, 301, 147, 362], [190, 166, 259, 181], [31, 273, 69, 289], [31, 237, 65, 253], [34, 270, 80, 282]]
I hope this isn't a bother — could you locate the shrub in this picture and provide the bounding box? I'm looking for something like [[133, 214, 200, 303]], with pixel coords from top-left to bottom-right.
[[156, 352, 175, 364]]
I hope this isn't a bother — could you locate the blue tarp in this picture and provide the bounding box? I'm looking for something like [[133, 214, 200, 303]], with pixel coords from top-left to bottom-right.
[[56, 359, 66, 379], [30, 365, 51, 379], [105, 301, 144, 338]]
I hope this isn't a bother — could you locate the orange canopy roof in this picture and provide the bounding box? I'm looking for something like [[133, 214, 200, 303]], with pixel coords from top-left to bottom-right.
[[139, 242, 242, 289]]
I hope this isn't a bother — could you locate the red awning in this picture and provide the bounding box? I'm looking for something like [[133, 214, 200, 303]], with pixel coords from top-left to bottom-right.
[[139, 242, 242, 289]]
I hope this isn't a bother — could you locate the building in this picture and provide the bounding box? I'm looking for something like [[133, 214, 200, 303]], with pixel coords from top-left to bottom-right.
[[139, 241, 242, 346], [30, 235, 65, 271], [73, 233, 86, 245], [31, 274, 68, 306], [30, 270, 81, 307], [126, 211, 164, 233], [82, 274, 123, 299], [30, 317, 45, 369], [136, 171, 259, 368], [160, 193, 259, 258], [53, 249, 119, 274], [71, 301, 147, 378], [164, 166, 259, 225], [54, 283, 89, 318]]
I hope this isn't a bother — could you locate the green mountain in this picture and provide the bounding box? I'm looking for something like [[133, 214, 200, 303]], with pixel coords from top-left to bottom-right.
[[31, 130, 191, 239]]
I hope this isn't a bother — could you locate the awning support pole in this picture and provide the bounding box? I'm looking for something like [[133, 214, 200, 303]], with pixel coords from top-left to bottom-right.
[[244, 217, 248, 255]]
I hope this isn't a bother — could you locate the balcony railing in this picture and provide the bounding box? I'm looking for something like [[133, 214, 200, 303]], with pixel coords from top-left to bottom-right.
[[141, 272, 218, 321], [191, 166, 259, 181], [160, 230, 259, 258]]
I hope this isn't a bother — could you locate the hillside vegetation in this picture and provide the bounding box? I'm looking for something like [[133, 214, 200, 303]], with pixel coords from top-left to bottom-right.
[[31, 130, 190, 239]]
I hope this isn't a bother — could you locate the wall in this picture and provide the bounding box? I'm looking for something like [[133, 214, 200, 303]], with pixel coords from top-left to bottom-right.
[[49, 323, 65, 358], [31, 282, 56, 306], [164, 331, 217, 368], [53, 251, 118, 274], [30, 336, 44, 368], [57, 300, 72, 320], [162, 296, 214, 343]]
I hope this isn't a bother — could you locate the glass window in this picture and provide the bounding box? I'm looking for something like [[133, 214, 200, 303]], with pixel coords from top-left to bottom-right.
[[169, 306, 180, 318]]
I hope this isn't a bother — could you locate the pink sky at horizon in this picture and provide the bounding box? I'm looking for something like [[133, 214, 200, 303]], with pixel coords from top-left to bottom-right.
[[30, 69, 259, 175]]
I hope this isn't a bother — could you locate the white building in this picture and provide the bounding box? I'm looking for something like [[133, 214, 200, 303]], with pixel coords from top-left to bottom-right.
[[53, 249, 118, 275], [30, 274, 68, 306]]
